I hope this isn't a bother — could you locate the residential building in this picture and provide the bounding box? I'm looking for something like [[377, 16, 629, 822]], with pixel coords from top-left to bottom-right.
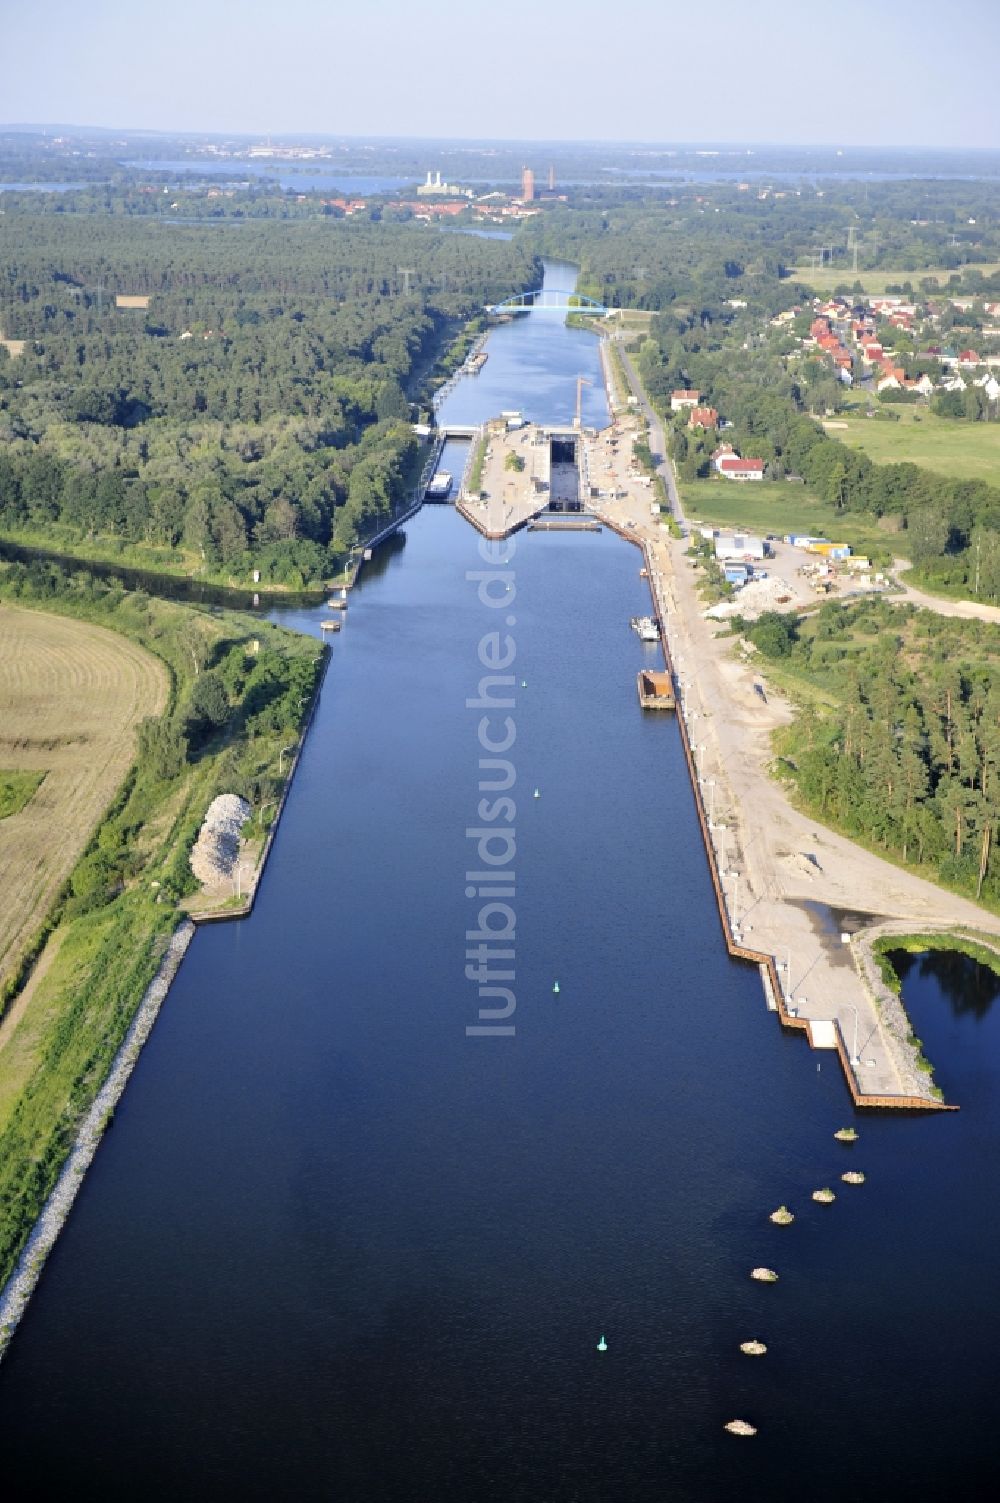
[[688, 406, 719, 429], [717, 457, 766, 481]]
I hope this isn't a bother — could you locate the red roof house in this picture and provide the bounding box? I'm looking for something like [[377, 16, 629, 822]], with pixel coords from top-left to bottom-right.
[[718, 457, 765, 481], [688, 406, 719, 428]]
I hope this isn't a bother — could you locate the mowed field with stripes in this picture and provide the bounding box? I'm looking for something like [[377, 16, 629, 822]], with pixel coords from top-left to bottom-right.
[[0, 603, 167, 993]]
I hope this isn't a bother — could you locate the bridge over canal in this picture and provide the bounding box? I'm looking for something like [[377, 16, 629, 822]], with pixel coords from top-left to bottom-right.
[[488, 289, 609, 316]]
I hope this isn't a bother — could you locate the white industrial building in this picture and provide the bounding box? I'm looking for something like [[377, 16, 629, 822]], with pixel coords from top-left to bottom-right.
[[714, 532, 766, 562]]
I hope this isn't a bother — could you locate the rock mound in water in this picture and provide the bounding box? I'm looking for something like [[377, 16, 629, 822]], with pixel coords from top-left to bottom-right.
[[190, 794, 252, 887]]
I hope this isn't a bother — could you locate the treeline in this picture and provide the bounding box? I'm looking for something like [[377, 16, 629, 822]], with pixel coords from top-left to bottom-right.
[[0, 203, 539, 583], [743, 599, 1000, 905], [0, 417, 419, 585]]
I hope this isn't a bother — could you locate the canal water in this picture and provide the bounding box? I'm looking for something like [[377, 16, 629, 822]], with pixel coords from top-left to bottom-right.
[[1, 265, 999, 1501]]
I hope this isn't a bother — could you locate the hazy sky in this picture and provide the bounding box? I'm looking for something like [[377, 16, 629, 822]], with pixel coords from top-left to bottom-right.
[[3, 0, 999, 148]]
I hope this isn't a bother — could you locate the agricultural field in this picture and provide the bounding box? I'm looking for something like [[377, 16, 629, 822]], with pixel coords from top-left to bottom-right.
[[0, 602, 167, 993], [833, 407, 1000, 486], [789, 262, 1000, 295], [679, 479, 897, 557]]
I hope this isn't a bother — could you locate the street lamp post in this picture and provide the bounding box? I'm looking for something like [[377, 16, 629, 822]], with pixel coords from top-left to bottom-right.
[[716, 823, 726, 871], [844, 1004, 860, 1065], [707, 778, 717, 822]]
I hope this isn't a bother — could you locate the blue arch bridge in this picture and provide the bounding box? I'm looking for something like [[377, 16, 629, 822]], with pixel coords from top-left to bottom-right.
[[488, 289, 609, 316]]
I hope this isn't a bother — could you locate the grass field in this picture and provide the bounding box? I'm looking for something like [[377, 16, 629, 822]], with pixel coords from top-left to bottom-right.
[[834, 407, 1000, 486], [789, 262, 1000, 295], [0, 603, 167, 994], [0, 772, 44, 821], [680, 478, 898, 556]]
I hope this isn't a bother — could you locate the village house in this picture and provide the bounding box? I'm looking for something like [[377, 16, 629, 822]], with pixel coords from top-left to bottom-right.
[[671, 389, 701, 411], [717, 456, 766, 482], [688, 406, 719, 429]]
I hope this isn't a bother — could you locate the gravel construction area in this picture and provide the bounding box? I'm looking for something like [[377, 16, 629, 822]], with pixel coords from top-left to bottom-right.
[[190, 794, 251, 886], [707, 575, 801, 620]]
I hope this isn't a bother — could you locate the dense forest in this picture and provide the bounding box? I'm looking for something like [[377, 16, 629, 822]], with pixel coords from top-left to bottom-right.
[[0, 199, 538, 584], [739, 600, 1000, 906]]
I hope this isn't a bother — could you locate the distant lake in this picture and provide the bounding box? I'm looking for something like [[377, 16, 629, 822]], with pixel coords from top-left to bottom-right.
[[603, 166, 1000, 185], [0, 182, 89, 193], [439, 225, 513, 241], [123, 160, 416, 194]]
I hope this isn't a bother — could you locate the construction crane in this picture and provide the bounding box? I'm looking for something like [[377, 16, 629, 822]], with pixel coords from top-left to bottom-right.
[[575, 375, 592, 430]]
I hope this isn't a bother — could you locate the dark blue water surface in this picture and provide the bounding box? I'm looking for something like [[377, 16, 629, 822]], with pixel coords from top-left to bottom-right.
[[0, 262, 998, 1502]]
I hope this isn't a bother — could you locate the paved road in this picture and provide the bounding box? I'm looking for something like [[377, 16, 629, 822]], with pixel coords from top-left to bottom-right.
[[615, 340, 687, 527], [891, 561, 1000, 624]]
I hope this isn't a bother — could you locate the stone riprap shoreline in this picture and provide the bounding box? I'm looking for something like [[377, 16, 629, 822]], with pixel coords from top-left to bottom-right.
[[0, 919, 195, 1361]]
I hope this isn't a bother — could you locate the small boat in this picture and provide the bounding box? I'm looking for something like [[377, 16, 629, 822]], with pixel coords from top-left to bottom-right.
[[630, 615, 660, 642], [725, 1420, 757, 1437], [596, 1335, 608, 1352], [425, 471, 453, 501]]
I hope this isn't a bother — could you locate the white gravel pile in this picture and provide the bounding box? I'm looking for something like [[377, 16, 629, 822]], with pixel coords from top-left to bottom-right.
[[189, 794, 251, 886], [707, 576, 798, 621]]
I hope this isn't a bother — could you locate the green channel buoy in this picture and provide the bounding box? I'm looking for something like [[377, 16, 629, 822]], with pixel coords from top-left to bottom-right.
[[552, 980, 560, 994], [597, 1335, 608, 1353]]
